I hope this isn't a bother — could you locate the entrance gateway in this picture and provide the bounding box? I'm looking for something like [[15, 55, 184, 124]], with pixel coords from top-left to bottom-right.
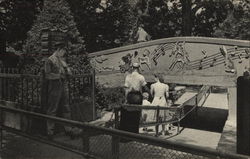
[[89, 37, 250, 154]]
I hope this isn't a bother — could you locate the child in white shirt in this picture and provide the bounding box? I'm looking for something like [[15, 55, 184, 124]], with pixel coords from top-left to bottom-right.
[[142, 92, 151, 131]]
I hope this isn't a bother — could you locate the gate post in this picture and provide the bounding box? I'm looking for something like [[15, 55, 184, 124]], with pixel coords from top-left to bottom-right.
[[112, 107, 119, 159], [82, 128, 90, 154], [112, 135, 119, 159], [237, 75, 250, 155], [0, 107, 3, 150], [228, 87, 237, 126]]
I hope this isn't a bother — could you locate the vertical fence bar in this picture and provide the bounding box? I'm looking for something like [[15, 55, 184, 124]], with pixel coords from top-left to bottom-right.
[[112, 134, 120, 159], [6, 76, 9, 101], [76, 78, 79, 102], [36, 78, 38, 106], [155, 106, 160, 136], [73, 77, 76, 104], [195, 94, 198, 116], [0, 106, 3, 150], [81, 128, 90, 154], [21, 76, 24, 107], [31, 78, 34, 106], [68, 77, 71, 105], [114, 108, 119, 129], [92, 70, 96, 120], [78, 78, 80, 102], [112, 107, 120, 159], [0, 75, 2, 100], [24, 77, 29, 110]]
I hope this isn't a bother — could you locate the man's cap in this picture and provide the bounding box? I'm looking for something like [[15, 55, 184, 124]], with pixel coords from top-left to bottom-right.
[[132, 62, 140, 68]]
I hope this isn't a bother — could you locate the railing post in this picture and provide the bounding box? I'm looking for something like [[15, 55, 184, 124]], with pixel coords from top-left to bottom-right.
[[155, 106, 160, 136], [112, 135, 119, 159], [114, 108, 119, 129], [111, 107, 120, 159], [0, 107, 3, 150], [82, 128, 90, 155], [195, 95, 198, 116]]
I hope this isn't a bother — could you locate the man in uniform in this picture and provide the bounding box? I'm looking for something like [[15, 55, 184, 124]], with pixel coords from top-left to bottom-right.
[[44, 42, 72, 139]]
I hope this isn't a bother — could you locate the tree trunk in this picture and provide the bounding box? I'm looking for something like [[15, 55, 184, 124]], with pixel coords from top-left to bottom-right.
[[181, 0, 192, 36]]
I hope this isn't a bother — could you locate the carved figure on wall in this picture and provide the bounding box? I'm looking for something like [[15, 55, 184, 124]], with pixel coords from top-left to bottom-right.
[[91, 55, 114, 72], [169, 42, 190, 71], [138, 49, 151, 71], [95, 55, 108, 63], [152, 44, 170, 65], [131, 51, 139, 64], [119, 53, 133, 73]]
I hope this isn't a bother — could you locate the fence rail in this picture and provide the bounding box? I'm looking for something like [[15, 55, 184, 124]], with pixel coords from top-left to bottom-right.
[[113, 85, 211, 135], [0, 104, 249, 159]]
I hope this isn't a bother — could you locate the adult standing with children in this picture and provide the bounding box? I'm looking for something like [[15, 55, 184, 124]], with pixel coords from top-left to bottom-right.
[[121, 63, 149, 134], [150, 73, 170, 136]]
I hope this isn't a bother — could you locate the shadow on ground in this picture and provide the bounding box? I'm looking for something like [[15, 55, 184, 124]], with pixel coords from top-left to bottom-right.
[[179, 105, 228, 133]]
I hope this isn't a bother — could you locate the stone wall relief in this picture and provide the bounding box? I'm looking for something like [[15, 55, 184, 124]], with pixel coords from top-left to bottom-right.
[[91, 41, 250, 74]]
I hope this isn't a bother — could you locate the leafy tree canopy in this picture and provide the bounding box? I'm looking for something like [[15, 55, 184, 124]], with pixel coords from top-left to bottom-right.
[[214, 0, 250, 40], [0, 0, 43, 43], [67, 0, 135, 52], [135, 0, 248, 40]]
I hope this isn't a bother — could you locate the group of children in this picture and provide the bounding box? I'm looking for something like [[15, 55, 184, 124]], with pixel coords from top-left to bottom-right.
[[140, 73, 173, 136]]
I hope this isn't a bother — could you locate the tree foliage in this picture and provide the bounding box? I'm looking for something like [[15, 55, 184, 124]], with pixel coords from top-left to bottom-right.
[[134, 0, 248, 39], [214, 0, 250, 40], [135, 0, 182, 39], [0, 0, 43, 48], [67, 0, 135, 52], [191, 0, 231, 37]]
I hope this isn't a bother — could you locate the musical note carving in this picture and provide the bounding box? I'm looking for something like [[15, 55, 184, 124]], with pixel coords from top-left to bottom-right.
[[245, 49, 250, 59], [199, 60, 203, 70], [238, 54, 242, 63], [202, 50, 207, 59], [210, 58, 216, 67]]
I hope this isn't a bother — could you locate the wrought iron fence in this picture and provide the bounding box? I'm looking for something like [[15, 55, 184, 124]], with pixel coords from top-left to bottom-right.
[[0, 68, 95, 127]]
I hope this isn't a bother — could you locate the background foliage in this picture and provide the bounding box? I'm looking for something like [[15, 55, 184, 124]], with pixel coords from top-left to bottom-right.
[[0, 0, 249, 109], [67, 0, 135, 52]]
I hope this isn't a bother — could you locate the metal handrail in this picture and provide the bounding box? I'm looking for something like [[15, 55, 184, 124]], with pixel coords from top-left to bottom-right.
[[0, 104, 249, 159]]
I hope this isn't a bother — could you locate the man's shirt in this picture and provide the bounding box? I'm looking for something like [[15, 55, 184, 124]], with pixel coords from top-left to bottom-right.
[[125, 71, 147, 93]]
